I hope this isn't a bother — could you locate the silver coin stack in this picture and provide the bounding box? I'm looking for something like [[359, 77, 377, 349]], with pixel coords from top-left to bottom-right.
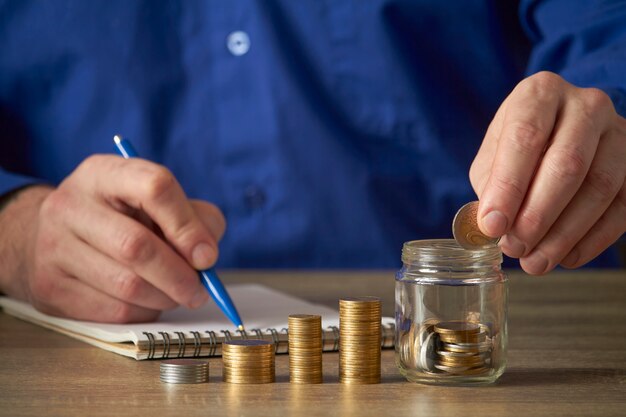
[[160, 359, 209, 384]]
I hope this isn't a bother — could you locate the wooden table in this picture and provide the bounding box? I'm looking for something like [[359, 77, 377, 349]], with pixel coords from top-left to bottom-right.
[[1, 270, 625, 417]]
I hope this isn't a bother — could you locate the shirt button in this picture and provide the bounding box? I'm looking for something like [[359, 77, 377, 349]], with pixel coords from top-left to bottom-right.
[[227, 31, 251, 56], [243, 185, 266, 209]]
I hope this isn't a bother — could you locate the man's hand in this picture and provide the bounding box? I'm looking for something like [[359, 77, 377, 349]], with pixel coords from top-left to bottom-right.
[[0, 155, 226, 322], [470, 71, 626, 275]]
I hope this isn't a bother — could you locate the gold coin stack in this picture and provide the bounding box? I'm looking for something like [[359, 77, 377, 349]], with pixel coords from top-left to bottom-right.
[[433, 321, 491, 375], [222, 340, 275, 384], [339, 296, 382, 384], [288, 314, 323, 384]]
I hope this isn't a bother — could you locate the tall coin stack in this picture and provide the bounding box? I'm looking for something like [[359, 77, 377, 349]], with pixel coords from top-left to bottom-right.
[[222, 340, 275, 384], [339, 296, 382, 384], [433, 321, 491, 375], [288, 314, 323, 384], [160, 359, 209, 384]]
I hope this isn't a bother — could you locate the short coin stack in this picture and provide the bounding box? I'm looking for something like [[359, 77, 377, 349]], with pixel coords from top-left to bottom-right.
[[433, 321, 491, 375], [159, 359, 209, 384], [339, 296, 382, 384], [288, 314, 323, 384], [222, 340, 275, 384]]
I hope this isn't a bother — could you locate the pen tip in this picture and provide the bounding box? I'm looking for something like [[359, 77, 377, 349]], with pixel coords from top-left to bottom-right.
[[113, 134, 123, 144], [238, 325, 245, 332]]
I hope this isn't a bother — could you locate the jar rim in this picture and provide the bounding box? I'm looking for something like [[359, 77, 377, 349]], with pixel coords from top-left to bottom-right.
[[402, 239, 502, 267]]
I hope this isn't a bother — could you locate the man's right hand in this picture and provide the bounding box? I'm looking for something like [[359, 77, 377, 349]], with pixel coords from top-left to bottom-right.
[[0, 155, 226, 323]]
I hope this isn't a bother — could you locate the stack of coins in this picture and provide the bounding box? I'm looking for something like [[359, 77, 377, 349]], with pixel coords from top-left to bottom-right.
[[159, 359, 209, 384], [222, 340, 275, 384], [339, 296, 382, 384], [433, 321, 491, 375], [288, 314, 323, 384]]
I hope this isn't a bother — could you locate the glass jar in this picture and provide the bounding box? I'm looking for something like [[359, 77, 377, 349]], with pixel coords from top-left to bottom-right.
[[395, 239, 508, 385]]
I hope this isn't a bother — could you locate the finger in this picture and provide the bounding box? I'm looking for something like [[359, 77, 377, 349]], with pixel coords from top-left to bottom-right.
[[54, 234, 178, 310], [478, 72, 563, 238], [43, 191, 209, 309], [502, 88, 613, 260], [29, 269, 160, 323], [470, 96, 507, 198], [73, 155, 217, 270], [190, 200, 227, 241], [517, 128, 625, 274], [559, 183, 626, 270]]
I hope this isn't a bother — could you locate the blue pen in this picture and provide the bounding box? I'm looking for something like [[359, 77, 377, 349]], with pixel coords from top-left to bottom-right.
[[113, 134, 244, 331]]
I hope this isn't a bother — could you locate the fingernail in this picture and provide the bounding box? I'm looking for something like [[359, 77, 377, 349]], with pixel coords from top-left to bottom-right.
[[561, 249, 580, 268], [481, 210, 508, 237], [501, 234, 526, 258], [190, 291, 209, 309], [523, 251, 549, 275], [192, 243, 214, 270]]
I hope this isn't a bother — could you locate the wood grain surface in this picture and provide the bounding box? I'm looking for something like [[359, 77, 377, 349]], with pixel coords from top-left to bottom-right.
[[1, 270, 625, 417]]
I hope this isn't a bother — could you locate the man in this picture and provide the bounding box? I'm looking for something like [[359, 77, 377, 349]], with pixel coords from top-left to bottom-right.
[[0, 1, 624, 322]]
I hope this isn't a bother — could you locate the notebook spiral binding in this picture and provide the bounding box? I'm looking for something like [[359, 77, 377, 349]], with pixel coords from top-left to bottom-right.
[[141, 323, 396, 360]]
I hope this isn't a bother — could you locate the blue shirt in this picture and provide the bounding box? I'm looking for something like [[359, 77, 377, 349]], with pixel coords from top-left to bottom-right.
[[0, 0, 624, 268]]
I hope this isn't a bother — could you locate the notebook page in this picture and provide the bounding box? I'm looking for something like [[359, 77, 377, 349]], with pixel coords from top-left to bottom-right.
[[0, 284, 340, 344]]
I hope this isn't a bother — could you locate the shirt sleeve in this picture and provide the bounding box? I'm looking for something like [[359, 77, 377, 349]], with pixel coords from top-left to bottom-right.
[[519, 0, 626, 117], [519, 0, 625, 268], [0, 169, 43, 199]]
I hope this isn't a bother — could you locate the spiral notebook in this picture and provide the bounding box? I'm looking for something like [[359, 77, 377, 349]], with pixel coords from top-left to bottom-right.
[[0, 284, 395, 360]]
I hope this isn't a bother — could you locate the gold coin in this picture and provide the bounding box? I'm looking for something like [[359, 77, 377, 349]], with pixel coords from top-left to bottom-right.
[[437, 355, 485, 367], [222, 360, 275, 367], [223, 376, 275, 381], [436, 350, 478, 359], [456, 366, 491, 376], [222, 368, 274, 374], [290, 354, 322, 364], [223, 339, 273, 346], [339, 321, 382, 327], [452, 201, 500, 249], [289, 313, 321, 320], [289, 342, 322, 347], [339, 362, 380, 369], [290, 362, 323, 367], [222, 352, 275, 360], [433, 364, 491, 376], [434, 321, 481, 335], [434, 363, 477, 373], [438, 332, 487, 344], [222, 368, 275, 374], [340, 296, 381, 303], [290, 352, 322, 357], [339, 335, 381, 342], [288, 332, 322, 337]]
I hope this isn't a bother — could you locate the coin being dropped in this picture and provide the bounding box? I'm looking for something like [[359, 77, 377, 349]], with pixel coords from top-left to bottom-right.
[[434, 321, 481, 335], [452, 201, 500, 250]]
